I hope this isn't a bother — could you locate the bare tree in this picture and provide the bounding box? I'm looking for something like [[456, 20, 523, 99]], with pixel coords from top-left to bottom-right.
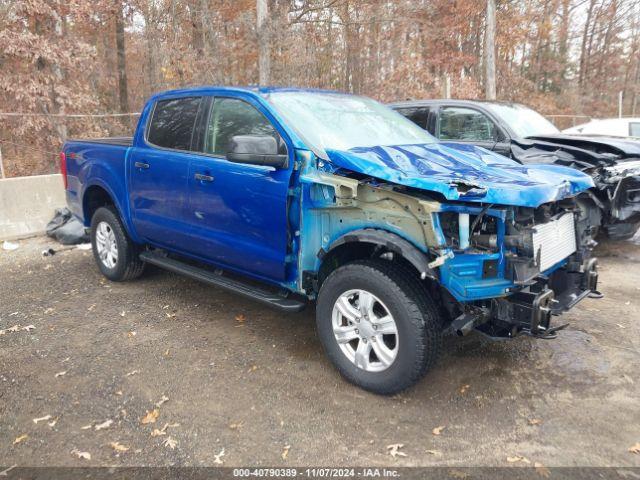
[[115, 0, 129, 113], [257, 0, 270, 85], [484, 0, 496, 99]]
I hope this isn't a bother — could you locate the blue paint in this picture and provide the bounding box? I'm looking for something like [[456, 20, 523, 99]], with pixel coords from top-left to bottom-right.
[[62, 86, 593, 305], [325, 143, 593, 208]]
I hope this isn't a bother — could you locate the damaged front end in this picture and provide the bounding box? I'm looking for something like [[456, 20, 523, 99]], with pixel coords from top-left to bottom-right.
[[594, 161, 640, 239], [299, 141, 601, 341], [515, 136, 640, 240], [440, 201, 600, 339]]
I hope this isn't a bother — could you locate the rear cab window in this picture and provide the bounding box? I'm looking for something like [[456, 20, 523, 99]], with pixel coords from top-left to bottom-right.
[[147, 97, 203, 151]]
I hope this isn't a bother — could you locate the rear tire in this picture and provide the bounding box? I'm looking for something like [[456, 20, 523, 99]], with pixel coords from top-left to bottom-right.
[[316, 259, 442, 395], [90, 206, 145, 281]]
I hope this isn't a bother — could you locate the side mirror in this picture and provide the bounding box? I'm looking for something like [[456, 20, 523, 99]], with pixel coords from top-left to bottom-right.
[[226, 135, 288, 168]]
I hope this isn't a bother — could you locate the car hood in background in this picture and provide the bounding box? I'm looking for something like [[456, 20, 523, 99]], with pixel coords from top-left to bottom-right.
[[525, 134, 640, 157], [325, 142, 593, 208]]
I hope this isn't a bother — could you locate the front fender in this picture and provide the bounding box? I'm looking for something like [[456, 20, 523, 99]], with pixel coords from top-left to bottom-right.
[[320, 228, 435, 280]]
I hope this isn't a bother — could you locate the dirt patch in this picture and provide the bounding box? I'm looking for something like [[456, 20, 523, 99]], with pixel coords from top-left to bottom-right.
[[1, 236, 639, 467]]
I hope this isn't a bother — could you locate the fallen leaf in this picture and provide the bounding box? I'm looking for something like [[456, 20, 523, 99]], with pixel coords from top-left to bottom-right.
[[629, 443, 640, 454], [22, 325, 35, 332], [125, 370, 139, 376], [386, 443, 407, 458], [109, 441, 129, 452], [165, 312, 176, 318], [81, 425, 92, 430], [7, 325, 20, 333], [127, 331, 136, 337], [162, 436, 177, 449], [115, 391, 123, 396], [432, 426, 446, 435], [425, 449, 441, 455], [534, 462, 550, 478], [151, 422, 179, 437], [94, 419, 113, 431], [120, 311, 126, 317], [13, 434, 28, 445], [33, 415, 52, 424], [459, 384, 470, 394], [448, 470, 470, 479], [507, 455, 530, 464], [88, 304, 96, 312], [155, 395, 169, 407], [528, 418, 543, 426], [281, 445, 290, 460], [235, 314, 246, 323], [140, 409, 159, 424], [229, 421, 244, 431], [247, 365, 258, 373], [213, 448, 225, 464], [48, 417, 58, 427], [71, 449, 91, 460], [44, 308, 55, 315], [55, 371, 67, 378]]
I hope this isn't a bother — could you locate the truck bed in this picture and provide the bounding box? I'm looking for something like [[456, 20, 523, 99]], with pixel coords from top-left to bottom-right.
[[67, 136, 133, 147]]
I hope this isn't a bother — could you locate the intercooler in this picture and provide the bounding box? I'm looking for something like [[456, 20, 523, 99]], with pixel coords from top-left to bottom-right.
[[532, 213, 577, 271]]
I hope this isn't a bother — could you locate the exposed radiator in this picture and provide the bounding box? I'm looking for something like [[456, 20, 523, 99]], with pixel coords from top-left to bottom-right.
[[532, 213, 577, 271]]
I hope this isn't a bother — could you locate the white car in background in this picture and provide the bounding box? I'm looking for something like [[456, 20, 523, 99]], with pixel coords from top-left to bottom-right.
[[564, 118, 640, 138]]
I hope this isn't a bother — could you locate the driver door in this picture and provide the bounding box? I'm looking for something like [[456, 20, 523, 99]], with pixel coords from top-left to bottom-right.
[[186, 96, 293, 281]]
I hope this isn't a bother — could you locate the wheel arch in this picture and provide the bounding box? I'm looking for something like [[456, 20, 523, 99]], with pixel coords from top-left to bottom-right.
[[314, 228, 436, 292], [82, 182, 140, 243]]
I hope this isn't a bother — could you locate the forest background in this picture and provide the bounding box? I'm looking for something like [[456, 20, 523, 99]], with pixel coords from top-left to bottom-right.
[[0, 0, 638, 177]]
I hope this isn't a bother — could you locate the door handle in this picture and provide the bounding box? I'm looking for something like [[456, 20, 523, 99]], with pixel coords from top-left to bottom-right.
[[135, 161, 150, 169], [194, 173, 214, 182]]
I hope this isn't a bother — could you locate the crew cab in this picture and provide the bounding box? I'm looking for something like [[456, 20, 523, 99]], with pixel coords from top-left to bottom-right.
[[390, 99, 640, 240], [62, 87, 600, 394]]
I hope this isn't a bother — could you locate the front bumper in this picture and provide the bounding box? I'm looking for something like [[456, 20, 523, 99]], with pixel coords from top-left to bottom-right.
[[450, 258, 599, 339]]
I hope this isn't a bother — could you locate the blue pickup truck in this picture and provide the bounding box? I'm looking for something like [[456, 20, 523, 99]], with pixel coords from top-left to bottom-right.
[[62, 87, 600, 394]]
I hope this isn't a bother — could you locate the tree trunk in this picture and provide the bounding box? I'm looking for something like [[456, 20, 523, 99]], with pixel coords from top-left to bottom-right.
[[115, 1, 129, 114], [484, 0, 496, 100], [257, 0, 270, 86], [579, 0, 596, 88]]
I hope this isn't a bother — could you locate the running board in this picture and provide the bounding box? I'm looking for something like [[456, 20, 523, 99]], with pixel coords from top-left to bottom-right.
[[139, 251, 306, 312]]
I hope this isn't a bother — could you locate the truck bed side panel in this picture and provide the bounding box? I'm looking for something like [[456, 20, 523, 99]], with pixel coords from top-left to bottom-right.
[[63, 141, 139, 242]]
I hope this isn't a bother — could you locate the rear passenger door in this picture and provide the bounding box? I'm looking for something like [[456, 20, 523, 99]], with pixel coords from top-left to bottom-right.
[[129, 96, 203, 250], [186, 96, 293, 282]]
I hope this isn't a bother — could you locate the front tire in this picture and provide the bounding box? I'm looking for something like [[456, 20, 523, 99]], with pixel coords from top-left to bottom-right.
[[90, 206, 145, 281], [316, 259, 442, 395]]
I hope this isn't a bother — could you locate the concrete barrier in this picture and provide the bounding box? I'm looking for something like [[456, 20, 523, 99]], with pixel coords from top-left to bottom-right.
[[0, 174, 66, 240]]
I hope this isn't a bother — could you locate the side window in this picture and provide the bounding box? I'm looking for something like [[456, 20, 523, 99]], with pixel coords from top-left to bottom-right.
[[203, 97, 284, 156], [147, 97, 202, 150], [630, 122, 640, 137], [438, 107, 498, 142], [395, 107, 429, 130]]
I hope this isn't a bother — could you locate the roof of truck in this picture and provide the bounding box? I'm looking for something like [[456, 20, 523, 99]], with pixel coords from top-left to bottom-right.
[[152, 85, 344, 98]]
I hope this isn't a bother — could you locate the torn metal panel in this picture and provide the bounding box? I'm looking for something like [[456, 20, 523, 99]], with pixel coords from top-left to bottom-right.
[[324, 143, 593, 207]]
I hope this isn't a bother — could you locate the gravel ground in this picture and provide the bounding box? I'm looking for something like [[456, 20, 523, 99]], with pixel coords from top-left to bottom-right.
[[0, 235, 639, 468]]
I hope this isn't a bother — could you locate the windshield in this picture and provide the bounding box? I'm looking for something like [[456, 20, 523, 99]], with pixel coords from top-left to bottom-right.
[[485, 103, 560, 138], [265, 91, 435, 156]]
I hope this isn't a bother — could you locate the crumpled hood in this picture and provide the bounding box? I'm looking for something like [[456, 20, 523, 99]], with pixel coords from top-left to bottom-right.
[[325, 142, 594, 208], [528, 134, 640, 157]]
